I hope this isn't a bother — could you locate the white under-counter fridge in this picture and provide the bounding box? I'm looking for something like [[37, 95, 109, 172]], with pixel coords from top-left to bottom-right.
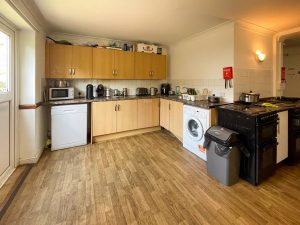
[[51, 104, 87, 151]]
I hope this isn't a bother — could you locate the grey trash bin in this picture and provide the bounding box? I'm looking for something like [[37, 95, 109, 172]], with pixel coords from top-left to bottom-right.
[[204, 126, 248, 186]]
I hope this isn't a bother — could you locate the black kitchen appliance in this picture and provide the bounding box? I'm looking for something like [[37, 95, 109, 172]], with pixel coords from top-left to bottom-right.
[[96, 84, 104, 97], [287, 107, 300, 164], [86, 84, 94, 99], [161, 83, 170, 95], [136, 87, 149, 96], [217, 104, 278, 185]]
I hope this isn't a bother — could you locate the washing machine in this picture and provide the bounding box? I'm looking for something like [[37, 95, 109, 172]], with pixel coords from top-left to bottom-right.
[[183, 105, 212, 161]]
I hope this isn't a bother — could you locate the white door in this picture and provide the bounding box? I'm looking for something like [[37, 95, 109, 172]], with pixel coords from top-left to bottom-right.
[[0, 21, 15, 187]]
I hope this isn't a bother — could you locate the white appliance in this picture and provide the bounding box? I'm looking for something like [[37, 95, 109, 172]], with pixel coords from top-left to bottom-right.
[[49, 87, 74, 100], [51, 104, 87, 151], [183, 105, 211, 161]]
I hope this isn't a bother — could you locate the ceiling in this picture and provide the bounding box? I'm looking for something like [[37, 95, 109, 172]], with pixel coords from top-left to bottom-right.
[[32, 0, 300, 44]]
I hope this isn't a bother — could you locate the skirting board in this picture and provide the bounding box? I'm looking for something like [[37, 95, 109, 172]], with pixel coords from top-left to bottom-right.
[[0, 167, 15, 190], [19, 149, 44, 165], [93, 127, 161, 143]]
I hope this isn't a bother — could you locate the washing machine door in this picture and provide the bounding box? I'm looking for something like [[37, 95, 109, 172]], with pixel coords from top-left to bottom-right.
[[186, 117, 204, 141]]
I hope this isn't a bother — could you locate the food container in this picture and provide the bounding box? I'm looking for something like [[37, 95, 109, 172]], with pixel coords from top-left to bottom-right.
[[208, 94, 220, 103], [240, 91, 260, 103], [137, 43, 158, 53]]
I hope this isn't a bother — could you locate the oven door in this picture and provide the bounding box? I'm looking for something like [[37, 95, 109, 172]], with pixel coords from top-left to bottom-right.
[[256, 121, 278, 145], [256, 141, 277, 184], [288, 132, 300, 162]]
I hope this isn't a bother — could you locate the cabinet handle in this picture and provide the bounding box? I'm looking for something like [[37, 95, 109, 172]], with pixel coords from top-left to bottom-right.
[[118, 104, 120, 111], [69, 68, 72, 75], [115, 69, 118, 75], [149, 71, 152, 77], [112, 69, 115, 75], [115, 104, 117, 111], [169, 103, 170, 110], [73, 68, 75, 75]]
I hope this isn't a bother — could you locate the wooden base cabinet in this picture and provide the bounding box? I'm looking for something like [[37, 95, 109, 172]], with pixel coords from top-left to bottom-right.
[[159, 99, 183, 141], [117, 100, 138, 132], [92, 100, 138, 137], [92, 101, 117, 136], [137, 99, 160, 129], [277, 111, 288, 163]]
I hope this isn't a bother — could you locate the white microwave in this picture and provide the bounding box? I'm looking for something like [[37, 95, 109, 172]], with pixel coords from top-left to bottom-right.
[[49, 87, 75, 100]]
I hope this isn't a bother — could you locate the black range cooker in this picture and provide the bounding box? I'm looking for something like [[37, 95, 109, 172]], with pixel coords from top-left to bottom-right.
[[217, 104, 279, 185]]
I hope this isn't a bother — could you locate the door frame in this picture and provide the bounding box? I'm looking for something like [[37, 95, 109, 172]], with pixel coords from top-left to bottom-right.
[[0, 16, 18, 188]]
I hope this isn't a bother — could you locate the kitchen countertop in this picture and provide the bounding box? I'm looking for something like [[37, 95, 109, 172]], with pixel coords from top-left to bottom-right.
[[44, 95, 230, 109], [218, 99, 300, 116]]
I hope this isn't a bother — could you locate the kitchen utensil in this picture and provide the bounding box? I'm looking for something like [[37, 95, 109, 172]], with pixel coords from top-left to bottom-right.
[[176, 86, 180, 94], [169, 90, 175, 95], [96, 84, 104, 97], [240, 91, 260, 103], [123, 88, 128, 96], [150, 87, 158, 96], [208, 94, 220, 103], [55, 80, 68, 88], [86, 84, 94, 99], [104, 88, 111, 97], [161, 83, 170, 95], [113, 89, 120, 96], [136, 87, 149, 96]]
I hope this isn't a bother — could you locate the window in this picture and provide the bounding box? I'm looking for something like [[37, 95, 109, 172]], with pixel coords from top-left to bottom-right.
[[0, 31, 9, 93]]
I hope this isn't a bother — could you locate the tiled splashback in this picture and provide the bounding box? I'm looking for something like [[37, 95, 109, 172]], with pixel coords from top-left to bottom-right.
[[169, 78, 234, 102], [233, 68, 273, 101], [47, 79, 167, 97]]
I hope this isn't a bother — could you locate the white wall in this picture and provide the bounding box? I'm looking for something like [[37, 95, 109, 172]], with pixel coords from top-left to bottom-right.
[[283, 45, 300, 97], [233, 22, 274, 100], [169, 22, 235, 102]]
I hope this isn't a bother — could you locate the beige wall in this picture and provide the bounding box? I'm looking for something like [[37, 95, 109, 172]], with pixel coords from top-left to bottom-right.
[[169, 22, 235, 102], [283, 45, 300, 97], [233, 23, 274, 100]]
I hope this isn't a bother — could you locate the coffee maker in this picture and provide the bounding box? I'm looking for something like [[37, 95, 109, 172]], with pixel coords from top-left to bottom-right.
[[161, 83, 170, 95], [86, 84, 94, 99]]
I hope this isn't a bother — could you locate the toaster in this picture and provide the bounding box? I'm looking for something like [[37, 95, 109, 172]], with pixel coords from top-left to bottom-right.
[[136, 87, 149, 96]]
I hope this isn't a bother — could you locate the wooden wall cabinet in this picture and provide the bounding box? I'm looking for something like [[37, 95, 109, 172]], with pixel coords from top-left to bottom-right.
[[93, 48, 134, 79], [159, 99, 183, 140], [92, 100, 137, 137], [135, 52, 167, 80], [46, 43, 92, 79], [46, 43, 167, 80], [137, 99, 160, 129]]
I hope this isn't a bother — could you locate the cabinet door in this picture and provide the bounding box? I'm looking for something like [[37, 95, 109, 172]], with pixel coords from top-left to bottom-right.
[[114, 50, 134, 79], [160, 99, 170, 130], [45, 42, 50, 77], [92, 102, 117, 136], [117, 100, 138, 132], [137, 99, 160, 129], [277, 111, 288, 163], [170, 101, 183, 140], [93, 48, 114, 79], [151, 54, 167, 80], [72, 45, 92, 78], [134, 52, 152, 79], [49, 43, 73, 78]]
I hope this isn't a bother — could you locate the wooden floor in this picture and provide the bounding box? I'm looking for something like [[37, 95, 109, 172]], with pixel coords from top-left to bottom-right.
[[1, 131, 300, 225]]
